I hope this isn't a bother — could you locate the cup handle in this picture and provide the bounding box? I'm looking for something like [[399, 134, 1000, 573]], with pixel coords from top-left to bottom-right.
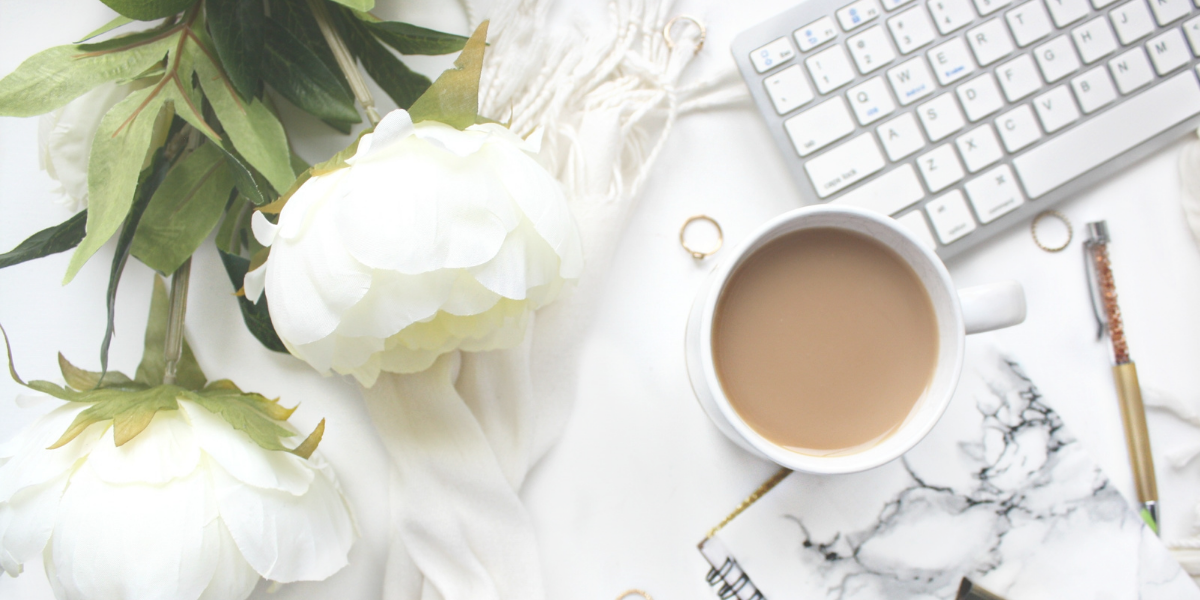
[[959, 280, 1027, 335]]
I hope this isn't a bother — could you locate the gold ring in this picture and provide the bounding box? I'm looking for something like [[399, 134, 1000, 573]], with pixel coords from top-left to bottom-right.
[[680, 214, 723, 259], [1031, 210, 1072, 252], [615, 590, 653, 600], [663, 15, 706, 53]]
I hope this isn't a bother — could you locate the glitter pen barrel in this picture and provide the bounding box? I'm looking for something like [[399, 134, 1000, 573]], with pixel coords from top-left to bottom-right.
[[1084, 221, 1159, 534]]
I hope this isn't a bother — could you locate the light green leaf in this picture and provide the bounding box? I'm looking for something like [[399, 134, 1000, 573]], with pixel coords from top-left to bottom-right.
[[363, 21, 469, 56], [136, 277, 208, 390], [0, 210, 87, 270], [290, 418, 324, 459], [63, 85, 169, 283], [189, 34, 295, 194], [132, 143, 236, 274], [261, 18, 360, 125], [49, 384, 183, 449], [328, 0, 375, 11], [77, 15, 136, 43], [0, 33, 176, 117], [58, 353, 134, 391], [205, 0, 263, 100], [407, 21, 487, 130], [99, 0, 197, 21], [188, 387, 295, 451]]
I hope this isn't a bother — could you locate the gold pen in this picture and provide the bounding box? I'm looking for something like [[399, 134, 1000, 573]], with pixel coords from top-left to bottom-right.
[[1084, 221, 1159, 534]]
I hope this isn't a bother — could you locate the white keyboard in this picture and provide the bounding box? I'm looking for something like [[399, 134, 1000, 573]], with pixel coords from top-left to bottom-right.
[[733, 0, 1200, 258]]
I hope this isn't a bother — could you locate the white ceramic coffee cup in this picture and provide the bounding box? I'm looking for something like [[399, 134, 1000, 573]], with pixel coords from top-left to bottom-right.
[[685, 205, 1026, 474]]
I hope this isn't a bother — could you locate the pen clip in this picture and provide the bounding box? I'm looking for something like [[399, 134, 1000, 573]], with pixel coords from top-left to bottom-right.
[[1084, 221, 1109, 342]]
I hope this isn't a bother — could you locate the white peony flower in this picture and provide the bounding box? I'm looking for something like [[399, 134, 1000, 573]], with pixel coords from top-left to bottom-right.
[[246, 109, 583, 386], [37, 82, 130, 213], [0, 399, 355, 600]]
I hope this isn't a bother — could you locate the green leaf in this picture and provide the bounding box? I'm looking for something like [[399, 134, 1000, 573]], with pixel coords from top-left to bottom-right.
[[188, 32, 296, 194], [290, 418, 324, 459], [364, 21, 469, 56], [99, 0, 197, 21], [64, 84, 170, 283], [217, 249, 288, 352], [0, 33, 176, 117], [333, 7, 431, 109], [216, 143, 267, 206], [261, 18, 360, 125], [188, 386, 295, 451], [0, 210, 87, 270], [206, 0, 263, 100], [58, 353, 134, 391], [77, 15, 136, 43], [328, 0, 374, 11], [131, 142, 236, 274], [49, 384, 183, 449], [100, 148, 171, 378], [136, 277, 208, 389], [408, 20, 487, 130]]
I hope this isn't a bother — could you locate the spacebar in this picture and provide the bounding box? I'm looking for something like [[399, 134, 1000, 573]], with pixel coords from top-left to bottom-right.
[[1013, 71, 1200, 199]]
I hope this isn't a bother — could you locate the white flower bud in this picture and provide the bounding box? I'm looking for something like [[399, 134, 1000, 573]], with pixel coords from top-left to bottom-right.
[[37, 83, 130, 213]]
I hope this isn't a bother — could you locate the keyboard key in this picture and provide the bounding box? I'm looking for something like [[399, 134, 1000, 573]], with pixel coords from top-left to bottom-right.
[[956, 124, 1005, 171], [996, 104, 1044, 150], [888, 7, 939, 53], [967, 19, 1017, 65], [975, 0, 1014, 15], [807, 45, 858, 93], [1007, 1, 1055, 46], [917, 143, 967, 191], [882, 0, 919, 10], [928, 38, 977, 83], [926, 190, 978, 243], [965, 164, 1025, 223], [1034, 35, 1083, 82], [795, 16, 840, 51], [957, 73, 1006, 120], [764, 65, 815, 114], [1185, 15, 1200, 55], [1148, 0, 1190, 25], [1109, 46, 1155, 92], [996, 54, 1044, 100], [1111, 0, 1156, 44], [784, 97, 856, 156], [832, 164, 926, 213], [888, 56, 939, 103], [1045, 0, 1091, 27], [919, 93, 968, 139], [838, 0, 883, 30], [1033, 85, 1082, 131], [1013, 70, 1200, 197], [805, 133, 887, 197], [848, 77, 898, 124], [1071, 66, 1119, 112], [1072, 18, 1119, 63], [750, 37, 796, 73], [849, 26, 899, 73], [878, 112, 928, 159], [928, 0, 978, 34], [1093, 0, 1120, 7], [896, 210, 938, 249], [1147, 28, 1190, 74]]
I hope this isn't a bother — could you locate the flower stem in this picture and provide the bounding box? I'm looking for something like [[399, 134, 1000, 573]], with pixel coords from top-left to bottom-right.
[[308, 0, 382, 126], [162, 257, 191, 386]]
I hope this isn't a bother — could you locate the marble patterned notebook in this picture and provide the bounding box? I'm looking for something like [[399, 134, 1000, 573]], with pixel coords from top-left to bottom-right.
[[698, 344, 1200, 599]]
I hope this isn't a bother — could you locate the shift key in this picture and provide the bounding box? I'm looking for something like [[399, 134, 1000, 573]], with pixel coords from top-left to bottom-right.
[[805, 133, 887, 198]]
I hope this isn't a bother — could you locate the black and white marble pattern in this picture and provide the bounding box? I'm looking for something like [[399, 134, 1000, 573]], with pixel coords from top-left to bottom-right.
[[704, 344, 1200, 600]]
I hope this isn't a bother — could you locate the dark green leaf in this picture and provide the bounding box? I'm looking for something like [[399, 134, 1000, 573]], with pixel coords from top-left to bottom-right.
[[136, 277, 208, 389], [206, 0, 264, 100], [0, 210, 87, 270], [408, 21, 487, 130], [49, 385, 182, 449], [217, 250, 288, 352], [58, 353, 134, 391], [99, 0, 197, 21], [364, 21, 469, 56], [216, 143, 267, 206], [268, 0, 351, 95], [261, 18, 360, 124], [131, 142, 237, 274], [77, 15, 136, 43], [333, 7, 431, 109]]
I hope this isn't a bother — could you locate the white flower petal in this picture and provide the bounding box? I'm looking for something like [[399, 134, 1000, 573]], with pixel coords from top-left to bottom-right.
[[210, 457, 354, 583], [412, 120, 490, 157], [40, 82, 130, 211], [352, 109, 414, 162], [243, 262, 267, 303], [51, 463, 220, 600], [250, 211, 279, 248], [0, 403, 104, 500], [336, 269, 458, 339], [196, 520, 259, 600], [439, 270, 502, 317], [469, 218, 564, 300], [179, 400, 314, 496], [0, 469, 70, 576], [276, 169, 350, 242], [87, 409, 200, 485]]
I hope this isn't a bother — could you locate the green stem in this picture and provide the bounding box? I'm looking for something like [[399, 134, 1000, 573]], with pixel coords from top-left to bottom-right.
[[162, 257, 191, 386], [308, 0, 382, 126]]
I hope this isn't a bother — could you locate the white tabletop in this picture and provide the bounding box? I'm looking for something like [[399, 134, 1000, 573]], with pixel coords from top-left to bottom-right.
[[3, 1, 1200, 599]]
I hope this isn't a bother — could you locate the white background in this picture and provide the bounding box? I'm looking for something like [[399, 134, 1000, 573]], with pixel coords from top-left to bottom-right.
[[4, 0, 1200, 598]]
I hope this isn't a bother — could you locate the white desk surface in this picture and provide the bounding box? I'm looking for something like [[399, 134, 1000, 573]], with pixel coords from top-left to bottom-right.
[[4, 1, 1200, 599]]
